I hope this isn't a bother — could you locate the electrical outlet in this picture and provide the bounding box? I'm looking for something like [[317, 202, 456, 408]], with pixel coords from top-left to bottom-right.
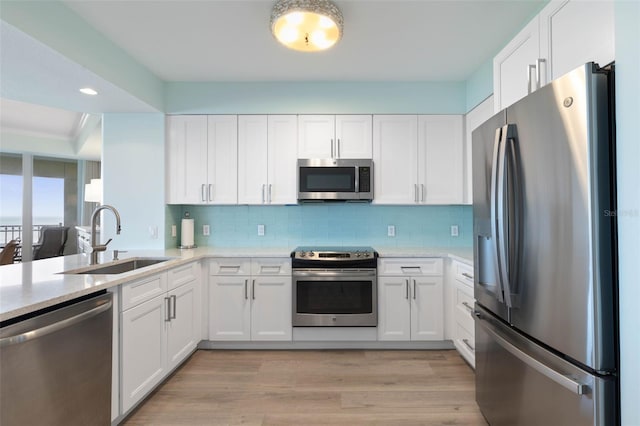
[[203, 224, 210, 236], [451, 225, 459, 237], [387, 225, 396, 237], [257, 224, 265, 236], [171, 225, 177, 237]]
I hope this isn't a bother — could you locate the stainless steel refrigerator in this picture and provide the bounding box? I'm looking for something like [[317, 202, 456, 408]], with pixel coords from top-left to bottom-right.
[[472, 62, 618, 426]]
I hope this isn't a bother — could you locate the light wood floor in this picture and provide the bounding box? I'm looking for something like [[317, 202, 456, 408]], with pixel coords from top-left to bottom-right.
[[123, 349, 487, 426]]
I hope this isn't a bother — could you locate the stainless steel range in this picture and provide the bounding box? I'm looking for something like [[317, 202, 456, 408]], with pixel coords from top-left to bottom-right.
[[291, 246, 378, 327]]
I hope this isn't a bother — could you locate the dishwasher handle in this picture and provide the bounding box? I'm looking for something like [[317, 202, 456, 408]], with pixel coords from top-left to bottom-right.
[[0, 298, 112, 347]]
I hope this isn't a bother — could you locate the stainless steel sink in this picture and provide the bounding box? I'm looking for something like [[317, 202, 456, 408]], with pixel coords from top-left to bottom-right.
[[62, 258, 172, 275]]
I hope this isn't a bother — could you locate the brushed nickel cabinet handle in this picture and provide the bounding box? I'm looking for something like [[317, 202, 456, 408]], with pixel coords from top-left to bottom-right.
[[201, 184, 206, 202], [462, 272, 474, 280], [252, 279, 256, 300], [462, 301, 474, 313], [405, 279, 409, 299], [244, 279, 248, 300], [462, 338, 475, 351]]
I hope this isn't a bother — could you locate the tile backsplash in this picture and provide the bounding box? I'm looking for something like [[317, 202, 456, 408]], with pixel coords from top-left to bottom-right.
[[166, 204, 472, 249]]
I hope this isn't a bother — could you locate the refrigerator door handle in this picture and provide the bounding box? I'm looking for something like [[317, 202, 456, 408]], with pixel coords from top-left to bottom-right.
[[496, 125, 515, 308], [490, 127, 506, 303], [479, 315, 589, 396], [504, 126, 522, 304]]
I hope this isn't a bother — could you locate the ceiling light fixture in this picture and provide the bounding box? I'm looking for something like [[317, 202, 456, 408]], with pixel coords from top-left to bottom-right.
[[270, 0, 343, 52], [79, 87, 98, 95]]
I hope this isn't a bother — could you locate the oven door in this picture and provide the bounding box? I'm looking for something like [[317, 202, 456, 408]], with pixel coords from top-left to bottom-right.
[[292, 269, 377, 326]]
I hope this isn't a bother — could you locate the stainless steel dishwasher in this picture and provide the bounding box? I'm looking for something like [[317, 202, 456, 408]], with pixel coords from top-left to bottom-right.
[[0, 292, 113, 425]]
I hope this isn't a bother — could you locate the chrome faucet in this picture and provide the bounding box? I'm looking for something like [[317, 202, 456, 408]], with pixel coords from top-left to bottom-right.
[[90, 204, 122, 265]]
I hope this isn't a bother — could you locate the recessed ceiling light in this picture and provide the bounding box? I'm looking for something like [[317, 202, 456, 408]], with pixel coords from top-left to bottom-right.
[[79, 88, 98, 95]]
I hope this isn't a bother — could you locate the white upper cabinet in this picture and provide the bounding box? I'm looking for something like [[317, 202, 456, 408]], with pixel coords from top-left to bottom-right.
[[373, 115, 418, 204], [298, 115, 372, 159], [418, 115, 464, 204], [166, 115, 237, 204], [464, 96, 494, 204], [334, 115, 373, 158], [267, 115, 298, 204], [494, 0, 615, 112], [373, 115, 464, 205], [166, 115, 208, 204], [539, 0, 614, 81], [493, 17, 542, 113], [238, 115, 297, 204], [206, 115, 238, 204], [238, 115, 268, 205]]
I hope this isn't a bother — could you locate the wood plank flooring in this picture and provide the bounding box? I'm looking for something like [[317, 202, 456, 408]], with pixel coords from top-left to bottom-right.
[[122, 349, 487, 426]]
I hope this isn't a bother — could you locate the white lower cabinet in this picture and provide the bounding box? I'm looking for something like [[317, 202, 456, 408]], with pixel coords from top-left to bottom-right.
[[209, 258, 291, 341], [450, 260, 475, 367], [120, 262, 201, 414], [377, 258, 444, 341]]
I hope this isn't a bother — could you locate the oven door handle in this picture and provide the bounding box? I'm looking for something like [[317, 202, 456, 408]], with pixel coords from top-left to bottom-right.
[[292, 269, 377, 278]]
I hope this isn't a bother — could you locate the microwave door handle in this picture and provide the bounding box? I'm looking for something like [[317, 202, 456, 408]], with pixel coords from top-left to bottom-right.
[[331, 139, 334, 159], [490, 127, 506, 304], [355, 166, 359, 193]]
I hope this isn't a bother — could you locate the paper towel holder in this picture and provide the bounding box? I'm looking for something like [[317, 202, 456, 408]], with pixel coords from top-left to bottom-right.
[[178, 211, 197, 249]]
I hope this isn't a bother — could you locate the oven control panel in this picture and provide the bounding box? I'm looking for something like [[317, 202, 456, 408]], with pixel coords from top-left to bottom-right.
[[292, 247, 377, 261]]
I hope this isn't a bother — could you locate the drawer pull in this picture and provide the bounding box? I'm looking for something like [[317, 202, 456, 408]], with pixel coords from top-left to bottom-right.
[[219, 265, 241, 273], [260, 266, 281, 273], [462, 301, 474, 313], [462, 272, 474, 280], [462, 338, 475, 351]]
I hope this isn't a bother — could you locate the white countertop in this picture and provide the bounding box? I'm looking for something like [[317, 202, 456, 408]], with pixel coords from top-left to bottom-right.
[[0, 245, 471, 322]]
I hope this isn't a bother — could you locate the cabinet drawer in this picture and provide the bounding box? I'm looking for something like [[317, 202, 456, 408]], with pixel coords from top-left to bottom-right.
[[210, 258, 251, 275], [455, 321, 475, 351], [378, 258, 443, 276], [251, 258, 291, 275], [121, 273, 168, 311], [453, 261, 474, 288], [168, 261, 199, 291]]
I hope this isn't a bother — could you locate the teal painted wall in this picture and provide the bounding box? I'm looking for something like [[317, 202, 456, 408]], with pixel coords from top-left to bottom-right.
[[165, 81, 467, 114], [465, 58, 494, 111], [102, 113, 166, 250], [165, 204, 472, 249], [615, 2, 640, 425]]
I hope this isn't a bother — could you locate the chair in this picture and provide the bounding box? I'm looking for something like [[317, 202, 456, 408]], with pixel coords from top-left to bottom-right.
[[33, 226, 69, 260], [0, 240, 19, 265]]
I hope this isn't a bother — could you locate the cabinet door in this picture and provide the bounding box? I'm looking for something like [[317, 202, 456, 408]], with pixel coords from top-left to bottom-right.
[[166, 115, 208, 204], [372, 115, 418, 204], [238, 115, 268, 204], [207, 115, 238, 204], [166, 281, 198, 371], [539, 0, 614, 81], [410, 276, 444, 341], [298, 115, 335, 158], [250, 276, 292, 341], [208, 275, 251, 340], [335, 115, 372, 159], [418, 115, 464, 204], [493, 17, 541, 112], [464, 96, 494, 204], [377, 276, 411, 340], [267, 115, 298, 204], [121, 295, 167, 413]]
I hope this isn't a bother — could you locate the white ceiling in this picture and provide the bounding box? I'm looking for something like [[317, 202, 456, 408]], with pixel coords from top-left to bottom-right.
[[0, 0, 544, 158], [63, 0, 545, 82]]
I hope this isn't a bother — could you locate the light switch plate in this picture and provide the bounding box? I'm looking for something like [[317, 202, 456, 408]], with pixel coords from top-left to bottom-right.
[[203, 224, 210, 236], [450, 225, 459, 237], [257, 224, 265, 236], [171, 225, 177, 237], [387, 225, 396, 237], [149, 226, 158, 239]]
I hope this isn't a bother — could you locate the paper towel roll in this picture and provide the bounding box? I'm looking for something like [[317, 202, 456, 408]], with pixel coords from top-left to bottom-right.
[[180, 218, 195, 248]]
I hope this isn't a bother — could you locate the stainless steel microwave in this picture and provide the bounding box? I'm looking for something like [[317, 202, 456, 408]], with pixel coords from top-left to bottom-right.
[[297, 159, 373, 202]]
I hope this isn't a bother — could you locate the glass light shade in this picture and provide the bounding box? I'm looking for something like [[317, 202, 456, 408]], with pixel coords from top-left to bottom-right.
[[271, 0, 343, 52]]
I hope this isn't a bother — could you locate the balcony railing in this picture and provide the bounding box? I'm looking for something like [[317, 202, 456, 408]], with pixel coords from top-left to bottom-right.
[[0, 224, 59, 246]]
